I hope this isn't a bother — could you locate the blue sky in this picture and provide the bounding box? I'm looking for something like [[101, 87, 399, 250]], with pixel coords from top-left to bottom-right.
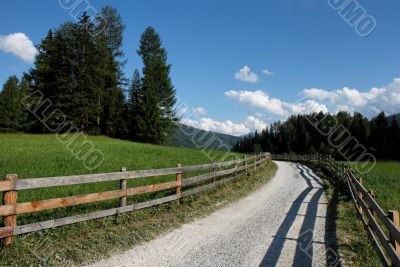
[[1, 0, 400, 135]]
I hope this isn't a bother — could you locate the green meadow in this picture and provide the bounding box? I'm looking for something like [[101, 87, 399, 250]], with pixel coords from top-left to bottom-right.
[[0, 133, 276, 266], [0, 133, 244, 225], [352, 161, 400, 212]]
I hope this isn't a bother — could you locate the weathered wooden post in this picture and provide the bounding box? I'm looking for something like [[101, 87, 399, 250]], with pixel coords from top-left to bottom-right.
[[176, 164, 182, 205], [367, 189, 377, 219], [254, 154, 258, 173], [212, 163, 216, 183], [234, 161, 238, 176], [244, 156, 248, 176], [2, 174, 17, 246], [388, 210, 400, 254], [119, 167, 127, 207], [357, 177, 363, 215]]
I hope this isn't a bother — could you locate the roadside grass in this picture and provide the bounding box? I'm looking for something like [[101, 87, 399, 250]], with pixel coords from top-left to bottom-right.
[[303, 161, 382, 267], [0, 155, 277, 266]]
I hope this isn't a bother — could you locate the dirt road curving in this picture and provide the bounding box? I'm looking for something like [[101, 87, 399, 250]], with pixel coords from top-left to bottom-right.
[[87, 161, 338, 267]]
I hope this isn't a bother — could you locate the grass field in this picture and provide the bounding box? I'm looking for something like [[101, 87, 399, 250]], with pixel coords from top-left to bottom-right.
[[0, 133, 245, 225], [352, 161, 400, 212], [0, 133, 277, 266]]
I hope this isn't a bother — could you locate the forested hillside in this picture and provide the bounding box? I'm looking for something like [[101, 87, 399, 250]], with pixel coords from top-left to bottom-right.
[[233, 111, 400, 160], [165, 124, 241, 151]]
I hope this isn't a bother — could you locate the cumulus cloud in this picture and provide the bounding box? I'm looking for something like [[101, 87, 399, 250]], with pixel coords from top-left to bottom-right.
[[225, 89, 328, 117], [262, 69, 274, 76], [183, 117, 250, 136], [181, 115, 268, 136], [234, 65, 259, 83], [303, 77, 400, 116], [192, 107, 207, 116], [244, 116, 267, 131], [225, 90, 286, 116], [0, 33, 37, 62]]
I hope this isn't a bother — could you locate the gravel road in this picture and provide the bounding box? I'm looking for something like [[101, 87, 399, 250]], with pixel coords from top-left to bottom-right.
[[88, 161, 335, 267]]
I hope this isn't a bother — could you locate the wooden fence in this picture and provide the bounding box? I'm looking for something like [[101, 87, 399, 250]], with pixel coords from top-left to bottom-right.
[[0, 153, 271, 246], [272, 154, 400, 267]]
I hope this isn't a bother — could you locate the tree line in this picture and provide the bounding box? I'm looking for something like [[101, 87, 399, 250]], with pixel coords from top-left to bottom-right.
[[0, 6, 176, 145], [233, 111, 400, 160]]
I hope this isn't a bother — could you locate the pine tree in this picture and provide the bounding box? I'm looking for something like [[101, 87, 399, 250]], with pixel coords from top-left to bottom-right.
[[135, 79, 163, 144], [388, 118, 400, 160], [137, 27, 177, 143], [95, 7, 127, 137], [369, 111, 389, 159], [0, 76, 23, 131], [128, 69, 142, 139]]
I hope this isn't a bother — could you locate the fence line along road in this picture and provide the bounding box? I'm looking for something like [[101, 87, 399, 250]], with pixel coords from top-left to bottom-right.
[[272, 154, 400, 267], [0, 153, 271, 247]]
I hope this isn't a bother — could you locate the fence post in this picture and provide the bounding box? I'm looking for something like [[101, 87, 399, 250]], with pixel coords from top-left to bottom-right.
[[176, 164, 182, 205], [212, 163, 216, 183], [388, 210, 400, 254], [2, 174, 17, 247], [244, 156, 248, 175], [367, 189, 377, 219], [357, 177, 363, 215], [254, 154, 258, 173], [119, 167, 127, 207]]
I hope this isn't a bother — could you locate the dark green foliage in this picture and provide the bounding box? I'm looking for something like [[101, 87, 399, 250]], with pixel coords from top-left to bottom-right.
[[368, 111, 389, 159], [0, 9, 177, 146], [127, 69, 142, 139], [233, 111, 400, 160], [135, 27, 177, 144], [135, 78, 164, 144], [21, 8, 127, 138], [0, 76, 24, 131]]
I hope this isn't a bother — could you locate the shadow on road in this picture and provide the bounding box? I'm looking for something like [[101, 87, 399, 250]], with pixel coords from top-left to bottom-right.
[[259, 163, 340, 267]]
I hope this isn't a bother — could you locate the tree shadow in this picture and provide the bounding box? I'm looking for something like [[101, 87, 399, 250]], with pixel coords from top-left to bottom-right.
[[259, 163, 338, 267]]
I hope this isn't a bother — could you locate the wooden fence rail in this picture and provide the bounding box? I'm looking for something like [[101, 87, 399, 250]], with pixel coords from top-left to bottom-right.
[[272, 154, 400, 267], [0, 153, 271, 246]]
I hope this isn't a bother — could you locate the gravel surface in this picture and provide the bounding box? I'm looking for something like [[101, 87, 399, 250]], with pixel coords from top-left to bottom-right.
[[87, 161, 330, 267]]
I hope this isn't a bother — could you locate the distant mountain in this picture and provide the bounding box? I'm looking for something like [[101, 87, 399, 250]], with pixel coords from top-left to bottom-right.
[[165, 124, 242, 151], [387, 113, 400, 124]]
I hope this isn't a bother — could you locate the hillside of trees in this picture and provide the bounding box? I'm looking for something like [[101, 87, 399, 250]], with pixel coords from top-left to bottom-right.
[[164, 124, 241, 151], [0, 6, 176, 145], [233, 111, 400, 161]]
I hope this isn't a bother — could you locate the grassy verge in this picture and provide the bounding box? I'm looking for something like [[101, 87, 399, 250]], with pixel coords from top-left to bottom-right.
[[0, 134, 277, 266], [301, 161, 381, 267]]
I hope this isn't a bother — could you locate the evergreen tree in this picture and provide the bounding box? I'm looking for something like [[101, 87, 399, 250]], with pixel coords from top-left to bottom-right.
[[128, 69, 142, 139], [136, 27, 177, 143], [0, 76, 23, 131], [369, 111, 389, 159], [135, 79, 164, 144], [388, 118, 400, 160]]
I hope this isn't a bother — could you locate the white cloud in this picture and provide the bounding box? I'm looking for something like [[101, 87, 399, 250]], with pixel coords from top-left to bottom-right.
[[225, 89, 328, 118], [262, 69, 274, 76], [183, 117, 250, 136], [225, 90, 287, 116], [0, 33, 37, 63], [303, 77, 400, 116], [192, 107, 207, 116], [181, 115, 268, 136], [234, 65, 259, 83], [244, 116, 267, 131]]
